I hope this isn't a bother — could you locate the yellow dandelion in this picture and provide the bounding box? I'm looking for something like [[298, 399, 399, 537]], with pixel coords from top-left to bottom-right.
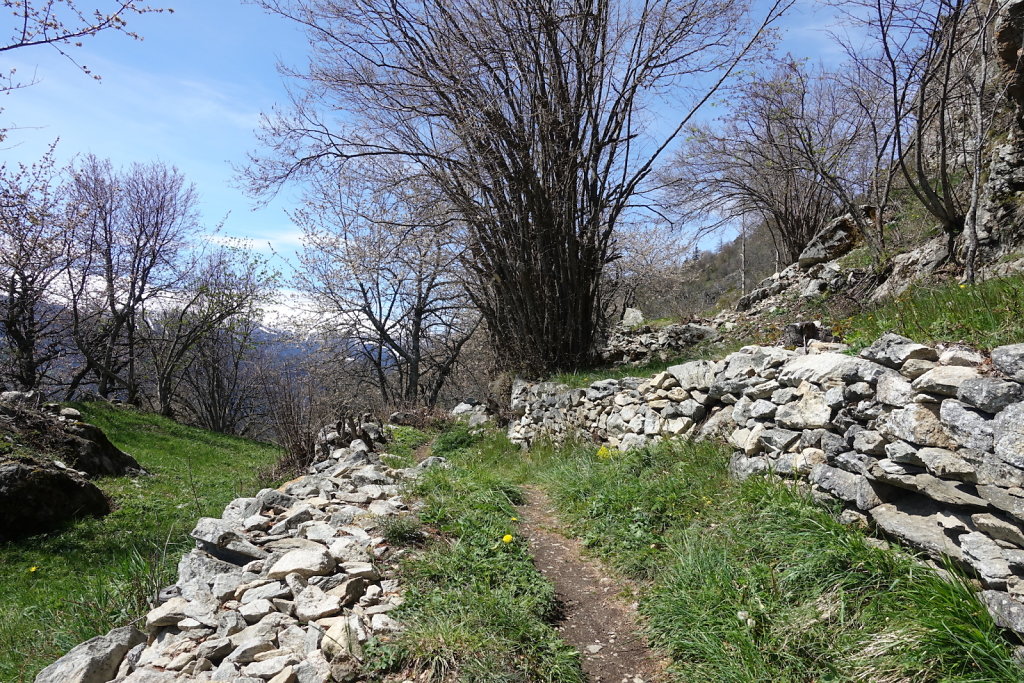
[[502, 534, 513, 544], [510, 517, 518, 522], [28, 566, 38, 573], [960, 284, 967, 289]]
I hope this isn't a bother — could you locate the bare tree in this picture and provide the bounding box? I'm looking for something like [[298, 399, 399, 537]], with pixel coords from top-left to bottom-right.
[[64, 155, 200, 403], [0, 1, 169, 95], [139, 248, 275, 417], [295, 166, 478, 408], [178, 316, 266, 436], [668, 63, 843, 263], [0, 146, 70, 390], [834, 0, 1004, 264], [248, 0, 790, 375]]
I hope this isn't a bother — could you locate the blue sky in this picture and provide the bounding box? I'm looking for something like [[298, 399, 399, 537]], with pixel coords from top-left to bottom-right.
[[1, 2, 309, 258], [0, 0, 843, 265]]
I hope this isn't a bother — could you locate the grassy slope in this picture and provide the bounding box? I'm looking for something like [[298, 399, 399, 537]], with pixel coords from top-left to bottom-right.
[[839, 274, 1024, 352], [0, 403, 282, 683]]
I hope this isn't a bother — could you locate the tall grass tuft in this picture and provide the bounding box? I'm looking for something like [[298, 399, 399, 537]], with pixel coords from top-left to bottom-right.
[[840, 274, 1024, 351]]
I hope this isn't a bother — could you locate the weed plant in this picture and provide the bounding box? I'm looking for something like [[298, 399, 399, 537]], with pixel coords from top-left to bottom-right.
[[0, 403, 281, 682], [365, 426, 583, 682], [540, 439, 1024, 682], [840, 275, 1024, 352]]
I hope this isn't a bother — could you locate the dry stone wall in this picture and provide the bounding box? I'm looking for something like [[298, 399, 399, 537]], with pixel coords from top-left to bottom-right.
[[509, 334, 1024, 636], [36, 440, 448, 683]]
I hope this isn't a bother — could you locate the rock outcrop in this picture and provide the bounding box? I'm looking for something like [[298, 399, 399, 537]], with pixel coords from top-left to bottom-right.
[[509, 335, 1024, 638], [0, 458, 110, 541], [0, 401, 144, 477]]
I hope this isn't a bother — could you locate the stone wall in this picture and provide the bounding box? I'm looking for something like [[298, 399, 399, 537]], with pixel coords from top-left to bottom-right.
[[35, 441, 447, 683], [509, 334, 1024, 636]]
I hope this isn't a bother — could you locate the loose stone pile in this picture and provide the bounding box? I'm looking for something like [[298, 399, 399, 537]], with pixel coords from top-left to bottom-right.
[[509, 334, 1024, 636], [599, 320, 719, 366], [36, 437, 446, 683]]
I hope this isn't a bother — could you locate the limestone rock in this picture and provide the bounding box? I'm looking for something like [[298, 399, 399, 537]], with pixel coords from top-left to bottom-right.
[[667, 360, 717, 391], [911, 366, 980, 397], [190, 517, 268, 565], [859, 333, 938, 369], [808, 464, 881, 510], [878, 404, 956, 449], [992, 343, 1024, 381], [982, 590, 1024, 634], [293, 585, 343, 622], [940, 400, 995, 452], [869, 500, 968, 562], [267, 548, 336, 580], [797, 212, 862, 268], [957, 377, 1024, 414], [34, 626, 145, 683], [961, 532, 1013, 588], [995, 403, 1024, 468], [775, 384, 832, 430]]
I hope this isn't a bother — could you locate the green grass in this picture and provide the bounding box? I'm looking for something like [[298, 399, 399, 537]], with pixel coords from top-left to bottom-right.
[[0, 402, 282, 682], [839, 274, 1024, 352], [539, 438, 1024, 682], [364, 424, 582, 682], [382, 424, 432, 468]]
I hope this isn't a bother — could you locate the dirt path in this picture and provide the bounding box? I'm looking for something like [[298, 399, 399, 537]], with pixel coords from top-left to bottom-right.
[[517, 486, 667, 683]]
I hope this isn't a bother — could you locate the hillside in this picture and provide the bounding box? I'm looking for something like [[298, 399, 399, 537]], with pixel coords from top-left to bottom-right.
[[0, 404, 282, 682]]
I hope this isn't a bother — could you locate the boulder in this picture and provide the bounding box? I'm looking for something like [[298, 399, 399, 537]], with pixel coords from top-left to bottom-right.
[[0, 459, 109, 540], [797, 212, 863, 268], [34, 626, 145, 683]]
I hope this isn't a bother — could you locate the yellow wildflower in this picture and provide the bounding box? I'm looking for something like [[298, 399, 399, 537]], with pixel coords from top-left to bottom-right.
[[596, 445, 611, 459], [28, 566, 37, 573], [502, 534, 513, 544]]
